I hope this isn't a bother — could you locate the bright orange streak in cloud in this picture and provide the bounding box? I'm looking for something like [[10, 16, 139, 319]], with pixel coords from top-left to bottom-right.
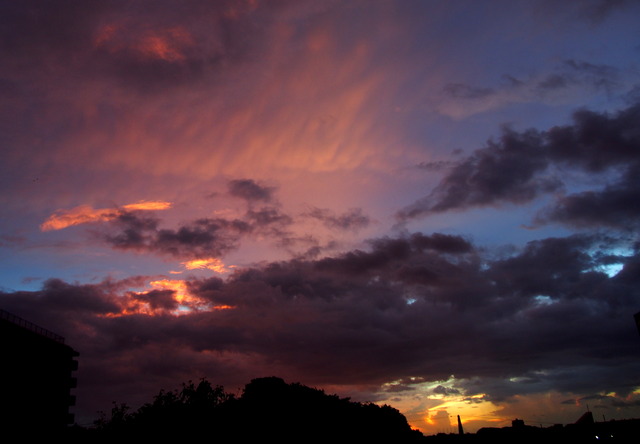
[[40, 205, 117, 231], [40, 200, 172, 231], [102, 278, 235, 318], [149, 279, 192, 305], [122, 201, 172, 211], [149, 279, 234, 312], [181, 258, 232, 273]]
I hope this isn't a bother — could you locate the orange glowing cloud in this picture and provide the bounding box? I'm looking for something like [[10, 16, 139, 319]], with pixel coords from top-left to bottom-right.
[[102, 278, 235, 318], [181, 258, 233, 273], [94, 23, 194, 62], [122, 201, 172, 211], [40, 200, 172, 231], [148, 278, 234, 313], [86, 18, 416, 181], [137, 28, 193, 62], [148, 279, 192, 305]]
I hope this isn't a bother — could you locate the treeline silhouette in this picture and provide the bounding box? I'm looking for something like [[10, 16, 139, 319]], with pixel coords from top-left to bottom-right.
[[76, 376, 425, 442]]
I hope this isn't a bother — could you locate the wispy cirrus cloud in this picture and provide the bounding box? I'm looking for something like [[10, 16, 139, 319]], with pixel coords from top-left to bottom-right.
[[436, 57, 633, 119], [303, 207, 371, 232]]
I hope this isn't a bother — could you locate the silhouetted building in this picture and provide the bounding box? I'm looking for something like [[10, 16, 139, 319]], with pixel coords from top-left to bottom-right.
[[0, 309, 79, 432], [573, 410, 594, 426]]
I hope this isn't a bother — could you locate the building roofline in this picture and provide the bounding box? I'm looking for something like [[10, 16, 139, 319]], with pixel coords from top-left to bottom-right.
[[0, 309, 66, 344]]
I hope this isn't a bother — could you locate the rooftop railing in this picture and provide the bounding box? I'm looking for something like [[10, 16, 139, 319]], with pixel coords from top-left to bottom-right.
[[0, 309, 66, 344]]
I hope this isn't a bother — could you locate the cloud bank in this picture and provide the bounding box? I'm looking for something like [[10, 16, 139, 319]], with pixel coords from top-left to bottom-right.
[[398, 102, 640, 232], [2, 230, 639, 426]]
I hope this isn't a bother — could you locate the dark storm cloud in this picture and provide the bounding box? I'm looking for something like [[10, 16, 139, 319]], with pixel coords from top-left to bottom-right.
[[313, 233, 476, 282], [534, 171, 640, 230], [245, 207, 292, 227], [487, 234, 599, 299], [154, 218, 249, 258], [544, 103, 640, 171], [432, 385, 461, 396], [398, 127, 559, 219], [131, 289, 178, 311], [228, 179, 275, 203], [409, 232, 474, 254], [398, 102, 640, 229], [104, 212, 249, 259], [104, 212, 161, 249], [0, 0, 282, 93], [16, 278, 121, 315], [304, 207, 371, 231], [2, 229, 639, 421], [101, 201, 295, 259]]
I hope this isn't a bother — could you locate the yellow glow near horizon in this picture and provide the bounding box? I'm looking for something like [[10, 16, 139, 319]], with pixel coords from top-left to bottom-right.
[[424, 394, 507, 431], [377, 378, 512, 436]]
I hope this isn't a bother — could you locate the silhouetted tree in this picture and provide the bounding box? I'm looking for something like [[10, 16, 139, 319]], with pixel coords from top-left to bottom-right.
[[232, 376, 424, 442], [93, 378, 234, 440], [93, 402, 131, 430], [90, 376, 425, 442]]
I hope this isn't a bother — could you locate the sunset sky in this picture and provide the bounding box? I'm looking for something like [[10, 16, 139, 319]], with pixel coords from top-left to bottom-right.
[[1, 0, 640, 435]]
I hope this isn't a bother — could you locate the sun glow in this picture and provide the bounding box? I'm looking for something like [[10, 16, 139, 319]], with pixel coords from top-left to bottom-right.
[[424, 394, 505, 433], [377, 377, 510, 436]]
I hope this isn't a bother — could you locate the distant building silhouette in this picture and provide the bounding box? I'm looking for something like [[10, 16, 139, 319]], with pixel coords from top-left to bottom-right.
[[0, 309, 79, 432], [573, 410, 594, 426]]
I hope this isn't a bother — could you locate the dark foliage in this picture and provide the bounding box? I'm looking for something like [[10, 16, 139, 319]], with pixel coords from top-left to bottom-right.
[[87, 376, 425, 442]]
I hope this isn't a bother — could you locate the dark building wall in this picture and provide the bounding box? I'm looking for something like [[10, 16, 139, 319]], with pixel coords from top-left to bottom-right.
[[0, 311, 79, 432]]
